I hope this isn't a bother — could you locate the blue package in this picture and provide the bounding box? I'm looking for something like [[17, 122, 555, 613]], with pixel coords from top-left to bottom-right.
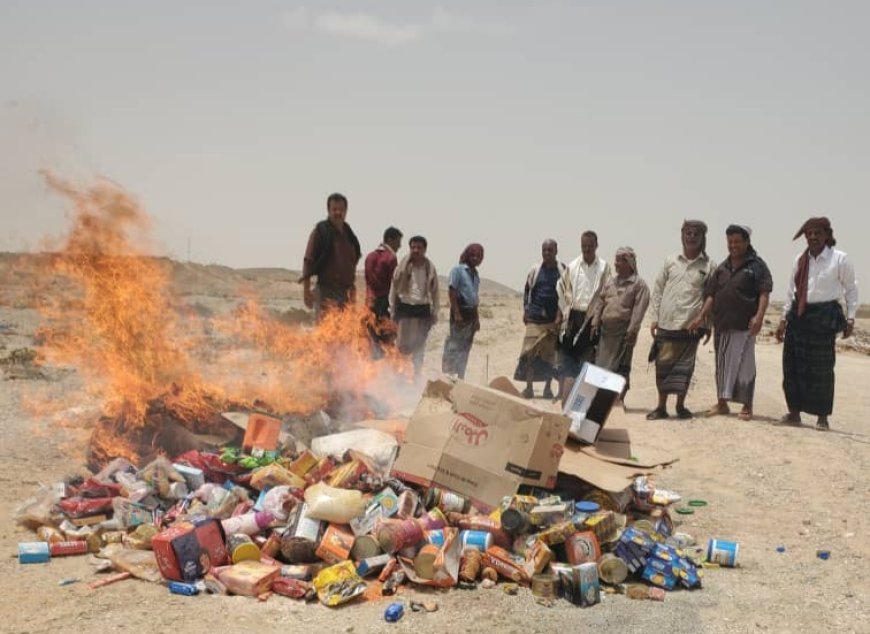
[[19, 542, 50, 564]]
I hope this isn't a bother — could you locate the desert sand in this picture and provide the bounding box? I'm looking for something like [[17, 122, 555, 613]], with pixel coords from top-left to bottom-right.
[[0, 260, 868, 634]]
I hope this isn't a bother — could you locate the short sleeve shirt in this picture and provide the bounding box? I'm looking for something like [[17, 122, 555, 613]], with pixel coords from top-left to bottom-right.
[[705, 253, 773, 331], [448, 264, 480, 309]]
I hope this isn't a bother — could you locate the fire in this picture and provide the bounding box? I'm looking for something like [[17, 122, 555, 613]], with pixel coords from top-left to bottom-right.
[[31, 173, 413, 467]]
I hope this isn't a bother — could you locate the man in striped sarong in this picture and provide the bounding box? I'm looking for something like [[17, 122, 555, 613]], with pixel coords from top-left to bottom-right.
[[690, 225, 772, 421], [647, 221, 716, 420], [775, 217, 858, 430]]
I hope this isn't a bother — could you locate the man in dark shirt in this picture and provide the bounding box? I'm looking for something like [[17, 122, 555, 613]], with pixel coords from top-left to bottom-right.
[[689, 225, 772, 421], [300, 193, 362, 320], [364, 226, 402, 356], [514, 239, 566, 399]]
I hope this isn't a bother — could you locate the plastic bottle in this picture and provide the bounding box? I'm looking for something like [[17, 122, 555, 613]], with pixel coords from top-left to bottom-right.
[[384, 602, 404, 622]]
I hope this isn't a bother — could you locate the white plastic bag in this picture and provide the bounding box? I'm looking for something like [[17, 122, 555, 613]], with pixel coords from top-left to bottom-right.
[[304, 482, 365, 523]]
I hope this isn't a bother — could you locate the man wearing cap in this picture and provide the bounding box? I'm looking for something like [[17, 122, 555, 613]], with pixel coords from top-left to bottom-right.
[[689, 225, 772, 421], [776, 217, 858, 430], [647, 220, 717, 420], [590, 247, 650, 401]]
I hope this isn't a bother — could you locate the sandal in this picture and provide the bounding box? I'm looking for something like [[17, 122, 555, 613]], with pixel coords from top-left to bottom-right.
[[521, 387, 534, 399], [738, 409, 753, 421], [646, 408, 669, 420], [675, 407, 694, 420], [542, 386, 554, 400]]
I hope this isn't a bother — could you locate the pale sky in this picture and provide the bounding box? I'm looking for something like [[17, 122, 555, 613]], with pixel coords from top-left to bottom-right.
[[1, 1, 868, 298]]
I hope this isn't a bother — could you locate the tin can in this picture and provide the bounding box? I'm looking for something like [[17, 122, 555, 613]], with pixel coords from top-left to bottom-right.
[[500, 508, 531, 535], [575, 562, 600, 607], [350, 534, 382, 561], [168, 581, 199, 596], [427, 487, 469, 514], [706, 539, 739, 567], [227, 533, 261, 563], [101, 531, 127, 545], [260, 530, 282, 559], [49, 541, 89, 557], [597, 553, 629, 585], [531, 573, 557, 599], [459, 530, 493, 552], [377, 519, 424, 554]]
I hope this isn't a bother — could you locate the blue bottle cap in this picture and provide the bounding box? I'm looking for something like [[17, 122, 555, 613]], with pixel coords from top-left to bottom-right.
[[575, 501, 600, 513]]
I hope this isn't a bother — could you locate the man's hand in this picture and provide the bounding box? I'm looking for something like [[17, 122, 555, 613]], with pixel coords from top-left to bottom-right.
[[555, 309, 563, 327], [686, 318, 702, 335], [303, 285, 314, 309], [473, 319, 481, 333], [775, 320, 786, 343], [749, 315, 763, 337], [844, 320, 855, 339], [649, 321, 658, 338], [703, 330, 712, 345], [625, 330, 638, 346]]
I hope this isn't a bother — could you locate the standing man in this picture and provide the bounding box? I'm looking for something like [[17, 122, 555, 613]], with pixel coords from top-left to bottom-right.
[[557, 230, 610, 402], [390, 235, 439, 378], [365, 227, 403, 356], [776, 217, 858, 430], [689, 225, 772, 422], [300, 193, 362, 319], [514, 239, 566, 399], [647, 220, 716, 420], [442, 243, 484, 379], [591, 247, 650, 401]]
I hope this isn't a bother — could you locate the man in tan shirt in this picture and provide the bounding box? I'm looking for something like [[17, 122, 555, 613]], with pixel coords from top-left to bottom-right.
[[647, 220, 716, 420]]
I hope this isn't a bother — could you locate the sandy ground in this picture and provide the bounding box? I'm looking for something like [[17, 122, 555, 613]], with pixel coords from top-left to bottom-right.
[[1, 291, 868, 634]]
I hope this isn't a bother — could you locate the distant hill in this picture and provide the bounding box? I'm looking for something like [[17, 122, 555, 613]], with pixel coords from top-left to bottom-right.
[[0, 253, 520, 303]]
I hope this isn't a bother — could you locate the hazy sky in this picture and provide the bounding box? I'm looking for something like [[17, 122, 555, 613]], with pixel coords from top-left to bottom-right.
[[2, 1, 868, 297]]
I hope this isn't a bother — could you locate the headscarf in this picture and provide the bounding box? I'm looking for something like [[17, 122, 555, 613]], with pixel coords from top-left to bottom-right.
[[615, 246, 637, 274], [793, 217, 835, 317], [793, 216, 835, 247], [681, 219, 708, 256], [459, 243, 484, 266]]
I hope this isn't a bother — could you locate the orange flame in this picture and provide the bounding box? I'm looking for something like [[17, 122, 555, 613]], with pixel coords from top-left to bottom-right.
[[30, 173, 413, 465]]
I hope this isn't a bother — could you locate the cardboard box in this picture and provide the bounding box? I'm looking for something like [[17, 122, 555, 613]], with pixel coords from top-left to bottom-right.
[[562, 362, 626, 444], [315, 524, 355, 564], [152, 516, 229, 581], [391, 379, 570, 510], [214, 560, 280, 596]]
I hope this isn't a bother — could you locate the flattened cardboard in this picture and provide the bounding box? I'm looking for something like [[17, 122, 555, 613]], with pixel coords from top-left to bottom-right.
[[392, 379, 570, 509]]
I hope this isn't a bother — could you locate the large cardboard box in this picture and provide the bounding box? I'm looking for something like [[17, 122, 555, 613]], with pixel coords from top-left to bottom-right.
[[562, 362, 626, 444], [391, 379, 570, 509]]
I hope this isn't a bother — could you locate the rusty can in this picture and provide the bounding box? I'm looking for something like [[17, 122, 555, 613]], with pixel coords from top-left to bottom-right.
[[565, 531, 602, 565], [50, 541, 89, 557], [377, 519, 423, 554], [531, 573, 557, 599], [350, 534, 382, 561], [500, 508, 531, 535], [260, 531, 282, 559]]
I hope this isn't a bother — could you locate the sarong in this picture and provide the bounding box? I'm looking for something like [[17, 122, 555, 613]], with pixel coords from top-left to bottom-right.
[[782, 301, 845, 416], [595, 321, 635, 392], [650, 328, 703, 395], [513, 322, 558, 382], [558, 310, 599, 378], [442, 308, 478, 379], [395, 303, 433, 375], [714, 329, 756, 406]]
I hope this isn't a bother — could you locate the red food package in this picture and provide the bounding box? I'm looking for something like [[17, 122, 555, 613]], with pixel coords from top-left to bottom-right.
[[58, 496, 115, 518]]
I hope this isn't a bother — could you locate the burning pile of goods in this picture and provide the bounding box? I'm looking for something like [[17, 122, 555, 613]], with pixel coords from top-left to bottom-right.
[[15, 404, 729, 616]]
